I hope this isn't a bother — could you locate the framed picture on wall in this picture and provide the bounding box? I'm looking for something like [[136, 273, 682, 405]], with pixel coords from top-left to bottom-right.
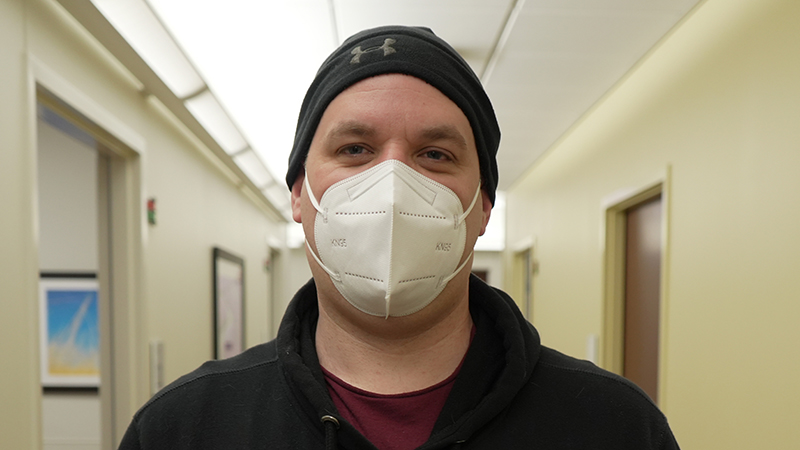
[[213, 247, 245, 360], [39, 275, 100, 388]]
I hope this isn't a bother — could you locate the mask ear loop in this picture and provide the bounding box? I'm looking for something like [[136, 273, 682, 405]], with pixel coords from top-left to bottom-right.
[[304, 175, 326, 221], [437, 250, 474, 289], [303, 176, 341, 282], [438, 184, 482, 288], [305, 240, 342, 282], [455, 184, 482, 227]]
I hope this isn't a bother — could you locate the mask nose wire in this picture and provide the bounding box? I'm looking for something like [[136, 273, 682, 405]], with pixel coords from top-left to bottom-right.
[[302, 175, 341, 282]]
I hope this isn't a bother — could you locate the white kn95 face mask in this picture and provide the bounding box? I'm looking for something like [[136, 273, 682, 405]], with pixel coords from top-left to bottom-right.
[[304, 160, 481, 318]]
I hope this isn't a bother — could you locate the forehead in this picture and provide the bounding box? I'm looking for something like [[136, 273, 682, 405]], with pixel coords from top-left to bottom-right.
[[316, 74, 475, 144]]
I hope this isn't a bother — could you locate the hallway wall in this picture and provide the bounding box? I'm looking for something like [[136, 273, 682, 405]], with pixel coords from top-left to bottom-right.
[[505, 0, 800, 447], [0, 0, 288, 448], [37, 110, 102, 450], [1, 0, 40, 446]]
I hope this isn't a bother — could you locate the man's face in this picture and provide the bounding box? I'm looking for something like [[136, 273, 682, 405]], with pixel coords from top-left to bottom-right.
[[292, 73, 491, 314]]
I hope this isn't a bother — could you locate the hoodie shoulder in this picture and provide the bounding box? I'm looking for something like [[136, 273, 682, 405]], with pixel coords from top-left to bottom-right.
[[129, 340, 281, 427], [119, 341, 291, 450], [520, 346, 679, 449], [536, 346, 656, 404], [143, 340, 279, 410]]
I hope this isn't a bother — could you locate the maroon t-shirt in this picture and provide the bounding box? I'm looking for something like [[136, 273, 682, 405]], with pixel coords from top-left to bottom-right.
[[322, 366, 458, 450], [322, 328, 474, 450]]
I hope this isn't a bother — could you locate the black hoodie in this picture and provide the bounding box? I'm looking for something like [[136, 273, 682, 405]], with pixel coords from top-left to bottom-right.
[[119, 276, 679, 449]]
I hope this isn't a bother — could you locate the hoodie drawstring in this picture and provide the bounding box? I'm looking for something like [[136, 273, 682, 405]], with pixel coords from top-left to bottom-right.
[[321, 415, 340, 450]]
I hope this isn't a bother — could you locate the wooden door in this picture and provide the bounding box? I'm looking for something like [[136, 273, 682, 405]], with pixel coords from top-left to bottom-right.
[[623, 195, 662, 403]]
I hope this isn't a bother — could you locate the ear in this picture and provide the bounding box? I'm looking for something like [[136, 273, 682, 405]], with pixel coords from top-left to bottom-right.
[[291, 169, 305, 224], [478, 189, 492, 236]]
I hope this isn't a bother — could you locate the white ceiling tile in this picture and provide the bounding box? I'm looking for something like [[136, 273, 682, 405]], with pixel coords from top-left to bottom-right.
[[525, 0, 696, 13], [144, 0, 702, 194], [509, 10, 685, 56]]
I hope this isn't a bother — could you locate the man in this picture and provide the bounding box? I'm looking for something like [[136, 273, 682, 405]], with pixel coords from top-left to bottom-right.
[[119, 26, 679, 450]]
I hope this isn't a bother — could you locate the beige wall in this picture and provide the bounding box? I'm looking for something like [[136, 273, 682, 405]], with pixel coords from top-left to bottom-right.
[[0, 0, 42, 447], [37, 117, 99, 273], [271, 246, 313, 336], [472, 251, 505, 290], [0, 0, 288, 448], [38, 112, 102, 450], [506, 0, 800, 447]]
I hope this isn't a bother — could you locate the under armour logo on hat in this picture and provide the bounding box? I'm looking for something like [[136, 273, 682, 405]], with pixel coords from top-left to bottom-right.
[[350, 38, 397, 64]]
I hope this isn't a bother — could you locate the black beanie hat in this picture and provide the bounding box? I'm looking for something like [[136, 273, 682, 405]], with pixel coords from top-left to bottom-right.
[[285, 25, 501, 204]]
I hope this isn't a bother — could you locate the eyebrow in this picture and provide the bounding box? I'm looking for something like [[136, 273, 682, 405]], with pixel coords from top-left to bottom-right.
[[420, 125, 469, 150], [325, 121, 376, 141], [324, 121, 469, 150]]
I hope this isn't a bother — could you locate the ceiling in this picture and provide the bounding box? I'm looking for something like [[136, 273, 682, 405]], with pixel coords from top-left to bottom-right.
[[84, 0, 702, 213]]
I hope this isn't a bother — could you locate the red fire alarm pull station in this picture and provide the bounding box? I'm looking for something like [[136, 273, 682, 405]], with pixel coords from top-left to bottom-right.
[[147, 198, 156, 225]]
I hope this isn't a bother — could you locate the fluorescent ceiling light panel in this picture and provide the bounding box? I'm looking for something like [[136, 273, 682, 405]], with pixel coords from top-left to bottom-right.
[[233, 149, 273, 188], [185, 91, 247, 154], [147, 0, 337, 190], [91, 0, 205, 98]]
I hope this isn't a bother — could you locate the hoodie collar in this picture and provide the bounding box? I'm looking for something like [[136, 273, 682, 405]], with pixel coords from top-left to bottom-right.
[[277, 276, 541, 448]]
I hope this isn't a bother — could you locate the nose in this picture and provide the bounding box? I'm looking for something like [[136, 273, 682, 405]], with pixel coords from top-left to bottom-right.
[[374, 141, 415, 167]]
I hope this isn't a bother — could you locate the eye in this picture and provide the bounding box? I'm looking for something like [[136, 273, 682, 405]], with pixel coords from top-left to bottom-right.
[[422, 150, 450, 161], [339, 145, 369, 156]]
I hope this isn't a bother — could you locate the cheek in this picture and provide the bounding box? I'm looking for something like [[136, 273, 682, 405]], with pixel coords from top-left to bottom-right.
[[466, 191, 491, 238], [479, 193, 492, 236], [464, 203, 483, 243]]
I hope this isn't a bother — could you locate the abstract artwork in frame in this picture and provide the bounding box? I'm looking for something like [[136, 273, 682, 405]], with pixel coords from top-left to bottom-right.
[[39, 276, 100, 388], [213, 247, 245, 360]]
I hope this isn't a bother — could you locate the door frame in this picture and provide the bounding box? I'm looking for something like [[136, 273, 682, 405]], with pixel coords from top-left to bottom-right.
[[601, 168, 672, 405], [30, 57, 147, 448], [508, 236, 536, 321]]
